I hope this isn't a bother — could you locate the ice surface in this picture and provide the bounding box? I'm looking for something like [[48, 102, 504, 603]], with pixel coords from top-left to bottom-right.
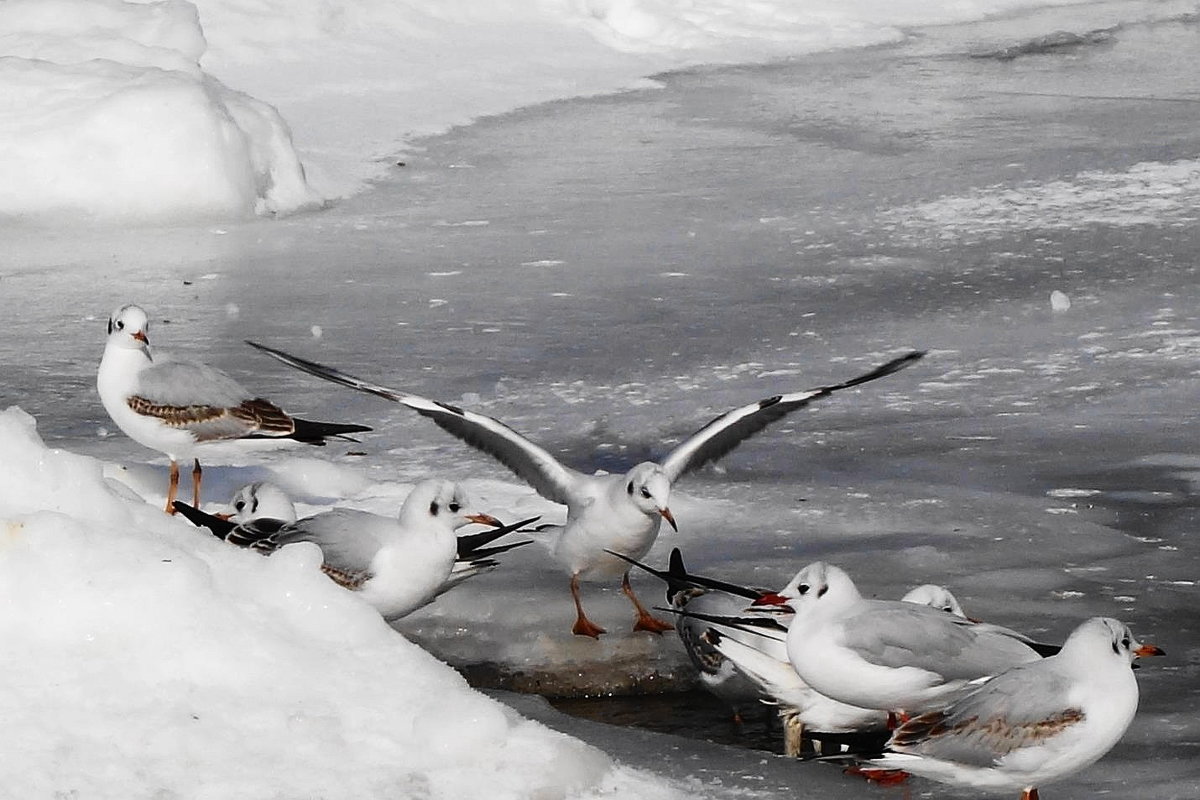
[[9, 0, 1190, 220]]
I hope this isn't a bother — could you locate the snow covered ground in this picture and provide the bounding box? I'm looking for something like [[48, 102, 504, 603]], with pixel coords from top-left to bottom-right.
[[3, 0, 1200, 798]]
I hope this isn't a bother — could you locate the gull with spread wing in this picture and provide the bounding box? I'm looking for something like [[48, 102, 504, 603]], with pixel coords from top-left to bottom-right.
[[98, 305, 370, 513], [246, 340, 924, 637]]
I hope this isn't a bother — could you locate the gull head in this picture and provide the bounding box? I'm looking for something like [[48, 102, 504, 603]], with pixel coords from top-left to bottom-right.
[[624, 462, 676, 531], [1063, 617, 1164, 668], [228, 482, 297, 525], [107, 304, 150, 349], [901, 584, 966, 618], [401, 479, 503, 532], [754, 561, 859, 613]]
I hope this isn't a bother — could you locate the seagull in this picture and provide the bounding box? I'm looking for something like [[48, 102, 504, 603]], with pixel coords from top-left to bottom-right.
[[864, 617, 1164, 799], [98, 305, 371, 514], [173, 480, 535, 619], [245, 339, 924, 637], [753, 562, 1046, 715], [620, 550, 1039, 755]]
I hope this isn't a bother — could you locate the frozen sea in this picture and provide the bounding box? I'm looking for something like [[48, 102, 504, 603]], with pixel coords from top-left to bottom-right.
[[4, 7, 1200, 800]]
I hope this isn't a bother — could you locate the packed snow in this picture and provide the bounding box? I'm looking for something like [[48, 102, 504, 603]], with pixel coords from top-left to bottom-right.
[[0, 407, 688, 799], [4, 0, 1183, 220]]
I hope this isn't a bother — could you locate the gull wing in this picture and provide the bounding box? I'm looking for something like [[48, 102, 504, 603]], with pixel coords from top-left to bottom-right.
[[607, 547, 766, 601], [658, 351, 924, 482], [840, 602, 1040, 680], [246, 341, 586, 506], [172, 501, 236, 538], [269, 509, 387, 583], [136, 356, 251, 407], [456, 515, 540, 558], [889, 662, 1081, 766], [172, 501, 290, 550]]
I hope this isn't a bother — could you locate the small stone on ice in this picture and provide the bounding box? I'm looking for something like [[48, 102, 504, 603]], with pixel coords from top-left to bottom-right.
[[1050, 290, 1071, 312], [311, 325, 323, 339]]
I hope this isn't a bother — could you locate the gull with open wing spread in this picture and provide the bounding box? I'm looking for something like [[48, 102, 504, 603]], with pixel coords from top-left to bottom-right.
[[98, 305, 370, 513], [864, 617, 1163, 799], [246, 340, 923, 637], [173, 479, 530, 621]]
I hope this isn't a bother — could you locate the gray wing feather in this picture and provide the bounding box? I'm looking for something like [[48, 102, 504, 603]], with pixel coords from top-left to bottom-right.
[[137, 356, 251, 407], [892, 662, 1081, 766], [246, 341, 586, 505], [841, 603, 1039, 679], [268, 509, 386, 577], [659, 352, 924, 482]]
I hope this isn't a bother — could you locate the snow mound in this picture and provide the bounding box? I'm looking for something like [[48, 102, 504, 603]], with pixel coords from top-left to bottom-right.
[[0, 407, 678, 799], [0, 0, 321, 222]]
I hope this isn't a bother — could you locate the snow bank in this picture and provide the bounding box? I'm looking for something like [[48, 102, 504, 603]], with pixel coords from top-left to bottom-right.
[[1, 0, 1133, 223], [0, 0, 320, 222], [0, 407, 682, 800]]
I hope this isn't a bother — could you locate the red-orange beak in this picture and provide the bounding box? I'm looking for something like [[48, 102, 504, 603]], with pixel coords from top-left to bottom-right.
[[132, 330, 149, 344], [752, 592, 792, 610], [1134, 643, 1165, 658], [467, 512, 504, 528], [214, 512, 233, 521], [659, 507, 678, 532]]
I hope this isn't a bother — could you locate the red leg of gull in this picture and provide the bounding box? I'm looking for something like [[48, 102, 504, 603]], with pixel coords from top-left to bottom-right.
[[191, 459, 203, 507], [1021, 789, 1040, 800], [570, 574, 607, 638], [622, 572, 674, 634], [165, 460, 180, 514], [843, 766, 910, 786]]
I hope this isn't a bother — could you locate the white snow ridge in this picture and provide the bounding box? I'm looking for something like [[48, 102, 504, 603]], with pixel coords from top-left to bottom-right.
[[0, 0, 321, 222], [0, 407, 677, 800]]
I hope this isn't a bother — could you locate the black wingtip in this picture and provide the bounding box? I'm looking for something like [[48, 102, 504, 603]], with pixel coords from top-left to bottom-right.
[[172, 501, 236, 539], [830, 350, 926, 392], [457, 515, 542, 557]]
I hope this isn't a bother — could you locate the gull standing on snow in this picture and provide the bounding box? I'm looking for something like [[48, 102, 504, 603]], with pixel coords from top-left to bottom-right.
[[246, 340, 924, 637], [175, 479, 524, 621], [754, 561, 1045, 715], [864, 617, 1163, 799], [98, 305, 371, 513]]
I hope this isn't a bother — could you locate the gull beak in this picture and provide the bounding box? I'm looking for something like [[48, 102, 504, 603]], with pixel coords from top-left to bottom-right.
[[1134, 643, 1165, 658], [751, 592, 793, 611], [214, 512, 234, 521], [659, 507, 678, 532], [133, 330, 149, 344], [467, 512, 504, 528]]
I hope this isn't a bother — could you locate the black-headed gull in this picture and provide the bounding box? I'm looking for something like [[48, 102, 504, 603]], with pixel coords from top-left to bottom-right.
[[98, 305, 370, 513], [173, 479, 527, 621], [865, 617, 1163, 799], [755, 561, 1044, 714], [622, 552, 1023, 755], [246, 339, 924, 637]]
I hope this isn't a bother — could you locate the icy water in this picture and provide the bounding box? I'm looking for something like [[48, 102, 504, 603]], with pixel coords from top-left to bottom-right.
[[4, 7, 1200, 799]]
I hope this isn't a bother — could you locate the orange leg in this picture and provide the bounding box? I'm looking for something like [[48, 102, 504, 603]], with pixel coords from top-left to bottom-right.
[[622, 572, 674, 634], [191, 459, 203, 507], [844, 766, 910, 786], [570, 574, 606, 638], [165, 460, 180, 514]]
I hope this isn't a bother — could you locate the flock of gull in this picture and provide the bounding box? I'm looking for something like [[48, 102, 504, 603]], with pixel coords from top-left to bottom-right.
[[96, 303, 1163, 800]]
